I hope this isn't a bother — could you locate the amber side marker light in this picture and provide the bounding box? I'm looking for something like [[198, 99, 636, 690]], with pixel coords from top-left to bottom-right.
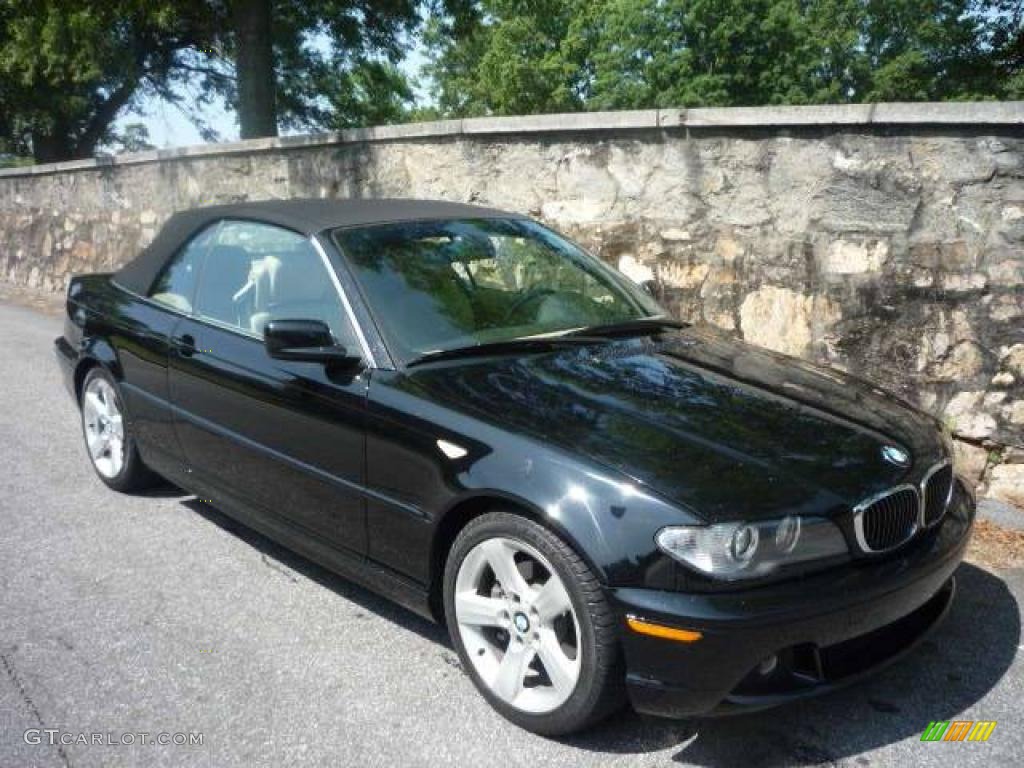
[[626, 616, 703, 643]]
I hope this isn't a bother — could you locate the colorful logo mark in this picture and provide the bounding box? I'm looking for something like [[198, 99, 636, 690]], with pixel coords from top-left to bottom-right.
[[921, 721, 997, 742], [881, 445, 911, 467]]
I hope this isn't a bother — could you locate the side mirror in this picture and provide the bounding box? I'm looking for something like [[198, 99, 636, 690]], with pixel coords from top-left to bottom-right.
[[264, 319, 360, 365]]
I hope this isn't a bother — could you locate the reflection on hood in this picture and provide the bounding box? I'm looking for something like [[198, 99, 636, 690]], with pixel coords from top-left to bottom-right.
[[401, 327, 946, 523]]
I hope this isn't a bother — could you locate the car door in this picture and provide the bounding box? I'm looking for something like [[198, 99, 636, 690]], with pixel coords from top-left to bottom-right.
[[118, 222, 221, 479], [167, 219, 368, 555]]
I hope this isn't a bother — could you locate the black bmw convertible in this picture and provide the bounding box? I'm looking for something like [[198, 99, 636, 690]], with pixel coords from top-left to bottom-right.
[[55, 198, 974, 735]]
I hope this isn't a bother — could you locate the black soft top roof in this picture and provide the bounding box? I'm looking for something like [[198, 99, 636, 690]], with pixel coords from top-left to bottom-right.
[[114, 197, 524, 294]]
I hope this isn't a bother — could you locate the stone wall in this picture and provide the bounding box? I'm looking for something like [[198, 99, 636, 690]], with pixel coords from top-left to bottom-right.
[[1, 103, 1022, 501]]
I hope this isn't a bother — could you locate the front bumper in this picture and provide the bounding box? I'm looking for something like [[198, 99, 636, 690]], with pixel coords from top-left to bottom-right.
[[609, 480, 974, 719]]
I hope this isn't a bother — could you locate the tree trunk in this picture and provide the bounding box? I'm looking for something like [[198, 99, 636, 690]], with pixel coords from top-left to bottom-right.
[[31, 128, 74, 163], [233, 0, 277, 138], [30, 76, 140, 163]]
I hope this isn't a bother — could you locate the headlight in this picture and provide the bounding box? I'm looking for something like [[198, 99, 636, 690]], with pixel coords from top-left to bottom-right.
[[655, 516, 849, 581]]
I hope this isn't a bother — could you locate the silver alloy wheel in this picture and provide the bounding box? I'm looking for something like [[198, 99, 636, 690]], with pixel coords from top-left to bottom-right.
[[454, 536, 582, 714], [82, 377, 125, 479]]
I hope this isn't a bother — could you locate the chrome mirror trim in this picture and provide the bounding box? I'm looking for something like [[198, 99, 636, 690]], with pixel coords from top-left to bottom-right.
[[309, 235, 376, 367]]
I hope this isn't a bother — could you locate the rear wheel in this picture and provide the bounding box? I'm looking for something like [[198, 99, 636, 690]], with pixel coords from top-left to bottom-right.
[[80, 367, 156, 492], [443, 512, 624, 735]]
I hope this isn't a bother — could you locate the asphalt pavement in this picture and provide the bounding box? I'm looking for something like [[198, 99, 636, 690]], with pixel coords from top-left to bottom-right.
[[0, 299, 1021, 767]]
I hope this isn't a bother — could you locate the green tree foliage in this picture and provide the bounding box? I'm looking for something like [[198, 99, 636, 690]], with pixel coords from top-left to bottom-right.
[[322, 61, 417, 128], [215, 0, 424, 138], [216, 0, 477, 134], [2, 0, 1019, 163], [424, 0, 1024, 115], [0, 0, 434, 161], [423, 1, 590, 115], [0, 1, 217, 162], [104, 122, 156, 153]]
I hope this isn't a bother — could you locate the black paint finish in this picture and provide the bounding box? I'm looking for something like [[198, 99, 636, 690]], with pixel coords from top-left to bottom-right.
[[55, 206, 975, 719]]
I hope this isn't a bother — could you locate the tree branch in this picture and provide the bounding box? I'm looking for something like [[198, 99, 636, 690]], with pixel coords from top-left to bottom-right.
[[73, 78, 141, 158], [176, 62, 236, 83]]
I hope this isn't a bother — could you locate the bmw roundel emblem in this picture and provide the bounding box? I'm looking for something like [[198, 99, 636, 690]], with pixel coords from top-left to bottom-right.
[[881, 445, 910, 467]]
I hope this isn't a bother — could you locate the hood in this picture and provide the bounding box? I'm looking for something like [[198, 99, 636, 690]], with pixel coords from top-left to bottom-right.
[[402, 327, 948, 523]]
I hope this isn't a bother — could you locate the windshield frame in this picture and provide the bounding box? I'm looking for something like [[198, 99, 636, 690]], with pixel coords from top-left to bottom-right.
[[330, 216, 666, 367]]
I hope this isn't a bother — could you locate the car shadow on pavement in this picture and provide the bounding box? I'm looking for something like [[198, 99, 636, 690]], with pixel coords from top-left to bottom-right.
[[137, 483, 198, 499], [181, 497, 450, 646], [181, 494, 1019, 764]]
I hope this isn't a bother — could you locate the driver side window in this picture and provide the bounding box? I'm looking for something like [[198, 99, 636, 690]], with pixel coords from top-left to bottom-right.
[[190, 220, 359, 350]]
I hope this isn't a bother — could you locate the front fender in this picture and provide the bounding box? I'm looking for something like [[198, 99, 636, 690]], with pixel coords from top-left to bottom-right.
[[368, 371, 700, 592], [448, 439, 699, 588]]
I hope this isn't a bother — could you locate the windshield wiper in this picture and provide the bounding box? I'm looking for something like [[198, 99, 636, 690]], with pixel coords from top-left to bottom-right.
[[406, 336, 603, 368], [564, 317, 688, 338]]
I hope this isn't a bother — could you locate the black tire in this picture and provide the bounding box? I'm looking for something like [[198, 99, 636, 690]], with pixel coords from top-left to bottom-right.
[[79, 367, 158, 493], [443, 512, 625, 735]]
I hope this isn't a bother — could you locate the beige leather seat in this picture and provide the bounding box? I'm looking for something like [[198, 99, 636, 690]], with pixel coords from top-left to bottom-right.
[[250, 248, 354, 348], [195, 245, 254, 327], [150, 291, 192, 313]]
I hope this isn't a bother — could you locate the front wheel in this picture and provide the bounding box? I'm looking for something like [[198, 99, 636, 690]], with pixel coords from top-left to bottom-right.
[[443, 512, 624, 735]]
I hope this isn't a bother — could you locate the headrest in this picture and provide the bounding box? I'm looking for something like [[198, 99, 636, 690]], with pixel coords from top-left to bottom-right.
[[270, 248, 328, 304], [204, 245, 253, 283]]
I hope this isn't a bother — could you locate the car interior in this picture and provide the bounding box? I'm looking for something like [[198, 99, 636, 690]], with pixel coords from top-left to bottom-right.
[[150, 218, 641, 359], [340, 226, 630, 354], [151, 238, 358, 350]]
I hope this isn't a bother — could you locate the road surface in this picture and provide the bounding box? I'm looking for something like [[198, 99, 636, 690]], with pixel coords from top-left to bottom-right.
[[0, 299, 1020, 767]]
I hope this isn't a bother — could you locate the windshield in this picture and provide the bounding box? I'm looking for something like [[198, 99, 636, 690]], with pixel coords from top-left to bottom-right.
[[333, 218, 665, 363]]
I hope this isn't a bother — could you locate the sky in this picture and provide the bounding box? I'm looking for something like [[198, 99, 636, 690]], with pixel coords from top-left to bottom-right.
[[114, 36, 429, 150], [122, 93, 237, 148]]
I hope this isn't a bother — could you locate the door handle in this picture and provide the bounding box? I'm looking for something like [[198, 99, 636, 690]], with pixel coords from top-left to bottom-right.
[[174, 333, 197, 357]]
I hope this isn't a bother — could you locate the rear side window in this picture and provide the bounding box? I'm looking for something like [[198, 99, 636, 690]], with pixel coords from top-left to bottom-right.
[[148, 225, 218, 313]]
